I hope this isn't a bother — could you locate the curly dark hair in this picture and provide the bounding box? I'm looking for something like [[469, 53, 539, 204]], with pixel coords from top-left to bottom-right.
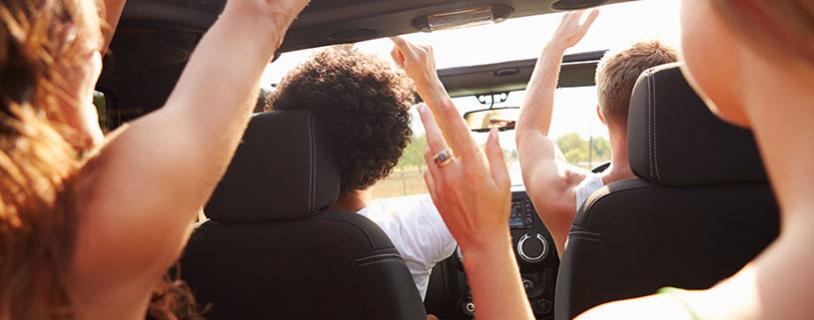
[[270, 48, 415, 195]]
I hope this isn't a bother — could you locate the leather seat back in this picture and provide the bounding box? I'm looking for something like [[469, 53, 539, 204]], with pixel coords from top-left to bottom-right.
[[180, 110, 426, 319], [554, 63, 779, 319]]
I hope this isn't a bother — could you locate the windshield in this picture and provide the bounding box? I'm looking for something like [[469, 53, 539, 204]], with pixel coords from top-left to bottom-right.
[[369, 87, 610, 199], [261, 0, 681, 201]]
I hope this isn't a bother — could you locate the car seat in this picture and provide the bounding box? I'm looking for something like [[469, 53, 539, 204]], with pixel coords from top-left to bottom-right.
[[180, 110, 427, 319], [554, 63, 779, 319]]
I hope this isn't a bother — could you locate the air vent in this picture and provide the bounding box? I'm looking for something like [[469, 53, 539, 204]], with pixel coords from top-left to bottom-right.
[[327, 28, 380, 42], [552, 0, 608, 10]]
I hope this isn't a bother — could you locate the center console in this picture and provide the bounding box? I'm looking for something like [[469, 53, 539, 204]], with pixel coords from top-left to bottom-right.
[[424, 191, 559, 320]]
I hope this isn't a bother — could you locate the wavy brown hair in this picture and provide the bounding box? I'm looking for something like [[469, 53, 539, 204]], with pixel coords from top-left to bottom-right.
[[0, 0, 200, 319], [0, 0, 96, 317]]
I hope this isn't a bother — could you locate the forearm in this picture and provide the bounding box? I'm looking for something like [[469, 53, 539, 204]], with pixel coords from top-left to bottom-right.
[[415, 78, 460, 152], [462, 234, 534, 320], [517, 44, 567, 138], [516, 44, 575, 254], [162, 1, 293, 164]]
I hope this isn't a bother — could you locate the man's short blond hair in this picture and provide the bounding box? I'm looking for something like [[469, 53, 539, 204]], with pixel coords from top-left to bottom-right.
[[595, 40, 678, 130]]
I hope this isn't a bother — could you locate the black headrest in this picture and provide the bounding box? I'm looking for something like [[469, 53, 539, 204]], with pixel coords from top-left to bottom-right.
[[205, 110, 340, 223], [627, 63, 767, 186]]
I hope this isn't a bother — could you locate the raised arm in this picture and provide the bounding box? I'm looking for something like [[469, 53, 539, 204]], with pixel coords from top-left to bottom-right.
[[418, 102, 534, 320], [516, 10, 597, 254], [71, 0, 310, 305], [390, 37, 460, 147], [390, 36, 533, 319]]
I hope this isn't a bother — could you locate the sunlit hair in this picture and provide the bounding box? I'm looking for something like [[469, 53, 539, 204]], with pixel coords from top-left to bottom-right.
[[595, 40, 678, 130], [710, 0, 814, 68], [0, 0, 98, 317], [0, 0, 199, 318]]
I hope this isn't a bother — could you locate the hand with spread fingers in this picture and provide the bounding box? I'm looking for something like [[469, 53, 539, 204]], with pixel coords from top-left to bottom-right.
[[418, 102, 512, 254], [416, 99, 534, 320], [548, 9, 599, 51]]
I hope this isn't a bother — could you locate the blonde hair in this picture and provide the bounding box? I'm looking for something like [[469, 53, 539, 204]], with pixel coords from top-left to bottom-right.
[[595, 40, 678, 129], [710, 0, 814, 68]]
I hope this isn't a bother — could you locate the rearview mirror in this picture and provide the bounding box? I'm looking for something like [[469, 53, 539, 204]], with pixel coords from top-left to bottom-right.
[[463, 107, 520, 132]]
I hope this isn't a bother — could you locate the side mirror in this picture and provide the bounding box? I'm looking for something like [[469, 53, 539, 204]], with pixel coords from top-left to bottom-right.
[[463, 107, 520, 132]]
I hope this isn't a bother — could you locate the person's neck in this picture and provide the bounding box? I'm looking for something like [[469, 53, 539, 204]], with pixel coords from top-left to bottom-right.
[[603, 127, 634, 183], [331, 189, 370, 213]]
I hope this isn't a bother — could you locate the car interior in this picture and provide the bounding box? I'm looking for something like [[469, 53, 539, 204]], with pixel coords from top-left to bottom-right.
[[96, 1, 778, 319]]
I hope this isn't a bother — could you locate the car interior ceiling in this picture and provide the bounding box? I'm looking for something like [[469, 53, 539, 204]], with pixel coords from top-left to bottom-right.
[[97, 0, 633, 128]]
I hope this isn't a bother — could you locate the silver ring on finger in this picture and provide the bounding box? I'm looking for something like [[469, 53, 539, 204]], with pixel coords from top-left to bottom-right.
[[433, 148, 455, 168]]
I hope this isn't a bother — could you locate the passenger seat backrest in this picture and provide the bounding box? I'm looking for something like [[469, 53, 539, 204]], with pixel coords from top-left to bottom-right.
[[554, 63, 779, 319], [180, 110, 426, 319]]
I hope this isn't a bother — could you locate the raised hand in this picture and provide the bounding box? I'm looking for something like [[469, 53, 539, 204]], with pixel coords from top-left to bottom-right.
[[418, 102, 512, 253], [549, 9, 599, 50], [259, 0, 312, 21], [226, 0, 311, 47], [417, 101, 534, 319], [389, 37, 443, 102]]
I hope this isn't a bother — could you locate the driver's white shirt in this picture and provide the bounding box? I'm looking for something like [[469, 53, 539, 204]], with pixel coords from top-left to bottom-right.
[[357, 195, 457, 300], [575, 172, 605, 210]]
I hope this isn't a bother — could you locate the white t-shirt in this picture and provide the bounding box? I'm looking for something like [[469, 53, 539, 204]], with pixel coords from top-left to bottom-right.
[[575, 172, 605, 210], [358, 195, 457, 300]]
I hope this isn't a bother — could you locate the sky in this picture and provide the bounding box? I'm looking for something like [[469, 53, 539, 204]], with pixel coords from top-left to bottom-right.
[[261, 0, 683, 141]]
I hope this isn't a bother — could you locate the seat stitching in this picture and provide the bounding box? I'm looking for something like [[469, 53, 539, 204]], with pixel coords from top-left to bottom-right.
[[575, 180, 653, 228], [357, 257, 404, 268], [568, 230, 602, 237], [311, 113, 317, 214], [306, 113, 314, 213], [647, 73, 655, 180], [566, 235, 602, 242], [653, 74, 661, 182], [354, 253, 402, 262]]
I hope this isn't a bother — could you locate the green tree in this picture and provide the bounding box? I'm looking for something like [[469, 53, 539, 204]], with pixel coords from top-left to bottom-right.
[[93, 91, 108, 131], [555, 133, 611, 168], [396, 134, 428, 170], [556, 133, 588, 164], [590, 136, 611, 161]]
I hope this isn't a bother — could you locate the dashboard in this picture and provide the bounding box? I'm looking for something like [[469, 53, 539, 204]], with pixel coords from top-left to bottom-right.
[[424, 191, 559, 320]]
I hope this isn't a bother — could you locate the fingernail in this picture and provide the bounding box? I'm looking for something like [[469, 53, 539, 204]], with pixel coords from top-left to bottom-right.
[[417, 103, 428, 114]]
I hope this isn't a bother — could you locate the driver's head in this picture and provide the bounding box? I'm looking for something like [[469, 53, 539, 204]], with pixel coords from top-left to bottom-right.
[[596, 40, 678, 133], [269, 47, 415, 196]]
